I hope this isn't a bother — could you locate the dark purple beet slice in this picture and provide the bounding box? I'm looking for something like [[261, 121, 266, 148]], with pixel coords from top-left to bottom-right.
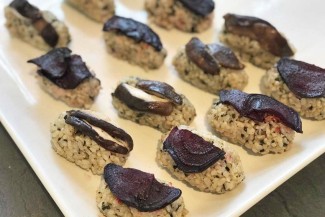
[[186, 37, 220, 75], [28, 48, 71, 78], [10, 0, 59, 47], [223, 13, 294, 57], [163, 127, 225, 173], [219, 90, 303, 133], [104, 164, 182, 212], [136, 79, 183, 105], [207, 43, 244, 70], [179, 0, 214, 16], [103, 16, 163, 51], [53, 55, 92, 89], [65, 110, 133, 154], [28, 48, 93, 89], [277, 58, 325, 98]]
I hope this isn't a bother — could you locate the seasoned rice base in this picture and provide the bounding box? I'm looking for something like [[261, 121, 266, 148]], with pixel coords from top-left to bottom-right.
[[220, 32, 280, 69], [157, 125, 245, 193], [173, 47, 248, 94], [104, 32, 167, 70], [112, 78, 196, 133], [261, 67, 325, 120], [66, 0, 114, 22], [97, 177, 188, 217], [37, 75, 100, 108], [145, 0, 213, 33], [51, 111, 129, 175], [5, 6, 70, 51], [207, 99, 296, 154]]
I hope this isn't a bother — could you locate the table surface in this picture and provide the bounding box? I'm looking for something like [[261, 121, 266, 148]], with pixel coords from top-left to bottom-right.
[[0, 123, 324, 217]]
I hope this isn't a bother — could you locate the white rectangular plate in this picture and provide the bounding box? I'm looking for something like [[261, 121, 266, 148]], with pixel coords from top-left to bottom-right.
[[0, 0, 324, 216]]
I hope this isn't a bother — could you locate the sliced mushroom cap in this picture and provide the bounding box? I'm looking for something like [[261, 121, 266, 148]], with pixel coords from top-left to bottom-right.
[[9, 0, 59, 47], [103, 16, 163, 51], [104, 164, 182, 212], [223, 13, 294, 57], [207, 43, 244, 70], [35, 19, 59, 47], [163, 126, 226, 173], [136, 79, 183, 105], [27, 48, 93, 89], [185, 37, 220, 75], [277, 58, 325, 98], [65, 110, 133, 154], [113, 83, 174, 116], [185, 38, 244, 74], [178, 0, 215, 16], [219, 89, 303, 133]]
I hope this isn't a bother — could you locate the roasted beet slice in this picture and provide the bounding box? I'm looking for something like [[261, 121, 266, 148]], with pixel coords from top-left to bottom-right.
[[10, 0, 59, 47], [136, 79, 183, 105], [223, 13, 294, 57], [113, 83, 174, 116], [277, 58, 325, 98], [219, 90, 303, 133], [163, 127, 225, 173], [179, 0, 214, 16], [207, 43, 244, 69], [65, 110, 133, 154], [54, 55, 92, 89], [103, 16, 163, 51], [186, 37, 220, 75], [104, 164, 182, 212], [28, 48, 93, 89], [28, 47, 71, 78]]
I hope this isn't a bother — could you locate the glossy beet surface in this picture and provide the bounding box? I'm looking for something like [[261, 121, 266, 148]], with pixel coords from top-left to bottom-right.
[[136, 79, 183, 105], [163, 127, 226, 173], [219, 90, 303, 133], [223, 13, 294, 57], [179, 0, 214, 16], [27, 48, 93, 89], [277, 58, 325, 98], [10, 0, 59, 47], [186, 37, 244, 75], [65, 110, 133, 154], [103, 16, 163, 51], [104, 164, 182, 212]]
